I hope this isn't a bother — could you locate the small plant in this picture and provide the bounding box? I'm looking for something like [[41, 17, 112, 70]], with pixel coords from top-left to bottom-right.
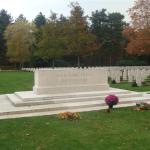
[[111, 80, 116, 84], [131, 81, 138, 87], [135, 103, 150, 111], [142, 81, 150, 86], [105, 95, 119, 113], [120, 76, 123, 81], [58, 112, 81, 121], [142, 81, 146, 86]]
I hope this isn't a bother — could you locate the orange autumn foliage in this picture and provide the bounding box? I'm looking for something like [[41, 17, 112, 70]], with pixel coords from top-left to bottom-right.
[[58, 112, 81, 120], [123, 27, 150, 55], [129, 0, 150, 30], [124, 0, 150, 55]]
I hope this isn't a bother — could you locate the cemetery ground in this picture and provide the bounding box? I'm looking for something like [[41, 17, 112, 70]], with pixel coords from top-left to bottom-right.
[[0, 71, 150, 149], [0, 71, 150, 94], [110, 82, 150, 92], [0, 108, 150, 149], [0, 71, 33, 94]]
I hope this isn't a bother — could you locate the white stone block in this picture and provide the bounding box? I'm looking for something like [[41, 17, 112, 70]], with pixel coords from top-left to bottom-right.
[[33, 68, 109, 95]]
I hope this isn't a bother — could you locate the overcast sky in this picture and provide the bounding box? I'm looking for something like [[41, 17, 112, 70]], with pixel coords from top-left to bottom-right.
[[0, 0, 134, 22]]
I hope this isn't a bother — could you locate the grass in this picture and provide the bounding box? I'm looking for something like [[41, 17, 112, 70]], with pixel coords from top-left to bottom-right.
[[110, 81, 150, 92], [0, 71, 34, 94], [0, 108, 150, 149]]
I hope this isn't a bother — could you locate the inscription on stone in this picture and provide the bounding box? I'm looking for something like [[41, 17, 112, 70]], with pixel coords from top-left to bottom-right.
[[33, 68, 109, 94]]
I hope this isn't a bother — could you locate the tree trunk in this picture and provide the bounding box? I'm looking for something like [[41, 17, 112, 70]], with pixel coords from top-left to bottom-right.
[[19, 63, 22, 70], [77, 56, 80, 68], [52, 59, 55, 68], [109, 55, 112, 66], [15, 63, 18, 70]]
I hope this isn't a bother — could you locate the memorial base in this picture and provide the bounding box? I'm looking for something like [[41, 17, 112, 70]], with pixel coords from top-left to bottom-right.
[[33, 84, 109, 95]]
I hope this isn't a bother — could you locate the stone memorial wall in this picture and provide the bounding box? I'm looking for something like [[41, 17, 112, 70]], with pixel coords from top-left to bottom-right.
[[33, 68, 109, 95]]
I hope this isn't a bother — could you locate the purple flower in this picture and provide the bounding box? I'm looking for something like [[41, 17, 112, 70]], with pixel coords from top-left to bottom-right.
[[105, 95, 119, 108]]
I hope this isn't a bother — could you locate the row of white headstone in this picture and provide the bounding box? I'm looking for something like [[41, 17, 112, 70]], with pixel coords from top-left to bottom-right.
[[22, 66, 150, 71], [22, 67, 112, 72], [108, 67, 150, 86], [22, 66, 150, 87]]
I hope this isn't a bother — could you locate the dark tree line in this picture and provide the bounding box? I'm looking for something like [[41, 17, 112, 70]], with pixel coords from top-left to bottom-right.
[[0, 9, 12, 66]]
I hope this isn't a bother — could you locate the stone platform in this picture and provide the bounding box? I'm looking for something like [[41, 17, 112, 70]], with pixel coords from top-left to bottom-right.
[[0, 88, 148, 120], [1, 68, 150, 120]]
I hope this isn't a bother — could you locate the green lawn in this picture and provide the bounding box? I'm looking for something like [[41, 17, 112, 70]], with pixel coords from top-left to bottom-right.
[[110, 82, 150, 92], [0, 71, 34, 94], [0, 108, 150, 150]]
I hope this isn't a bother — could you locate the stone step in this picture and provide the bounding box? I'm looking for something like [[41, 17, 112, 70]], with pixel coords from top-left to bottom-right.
[[7, 94, 21, 106], [15, 89, 130, 102], [3, 95, 150, 117], [7, 92, 142, 107], [0, 103, 138, 120]]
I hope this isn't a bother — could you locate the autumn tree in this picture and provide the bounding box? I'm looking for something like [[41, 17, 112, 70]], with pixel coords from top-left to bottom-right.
[[129, 0, 150, 30], [37, 12, 68, 67], [123, 27, 150, 55], [90, 9, 126, 65], [124, 0, 150, 56], [68, 2, 98, 67], [4, 16, 35, 67]]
